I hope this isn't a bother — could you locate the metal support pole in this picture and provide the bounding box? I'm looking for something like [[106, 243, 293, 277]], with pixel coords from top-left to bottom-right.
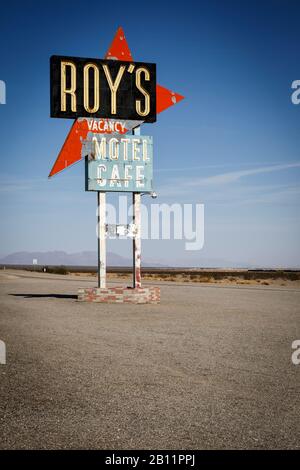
[[97, 191, 106, 288], [132, 125, 142, 289], [132, 192, 142, 288]]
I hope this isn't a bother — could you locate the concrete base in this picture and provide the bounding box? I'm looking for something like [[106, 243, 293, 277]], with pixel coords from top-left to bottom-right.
[[78, 286, 160, 304]]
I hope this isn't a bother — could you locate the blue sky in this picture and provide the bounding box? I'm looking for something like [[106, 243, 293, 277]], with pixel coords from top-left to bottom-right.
[[0, 0, 300, 267]]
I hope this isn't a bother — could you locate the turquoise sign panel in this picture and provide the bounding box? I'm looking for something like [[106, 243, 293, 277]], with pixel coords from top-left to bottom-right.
[[83, 134, 153, 193]]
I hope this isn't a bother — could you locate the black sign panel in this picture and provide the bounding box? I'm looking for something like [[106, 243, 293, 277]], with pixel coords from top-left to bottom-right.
[[50, 55, 156, 122]]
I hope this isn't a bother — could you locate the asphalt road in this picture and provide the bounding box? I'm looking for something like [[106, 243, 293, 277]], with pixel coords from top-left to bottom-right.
[[0, 270, 299, 449]]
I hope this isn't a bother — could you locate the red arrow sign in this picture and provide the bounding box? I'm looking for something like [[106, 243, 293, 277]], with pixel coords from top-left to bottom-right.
[[49, 27, 184, 177]]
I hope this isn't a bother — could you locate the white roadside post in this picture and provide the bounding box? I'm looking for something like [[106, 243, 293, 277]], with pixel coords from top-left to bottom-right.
[[97, 191, 106, 288]]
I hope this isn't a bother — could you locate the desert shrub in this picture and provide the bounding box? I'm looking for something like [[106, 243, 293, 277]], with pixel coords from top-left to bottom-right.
[[289, 272, 299, 281], [199, 276, 213, 283], [46, 266, 68, 275], [243, 272, 255, 280]]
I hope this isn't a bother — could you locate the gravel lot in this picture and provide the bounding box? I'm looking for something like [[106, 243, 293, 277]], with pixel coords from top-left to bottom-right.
[[0, 269, 299, 449]]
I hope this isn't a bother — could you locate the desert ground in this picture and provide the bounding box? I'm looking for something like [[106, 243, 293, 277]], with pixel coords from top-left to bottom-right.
[[0, 269, 299, 449]]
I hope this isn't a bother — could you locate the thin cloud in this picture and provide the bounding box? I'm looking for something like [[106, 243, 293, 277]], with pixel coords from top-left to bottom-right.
[[154, 160, 291, 174], [0, 174, 82, 193], [157, 163, 300, 199], [0, 183, 32, 192], [188, 162, 300, 187]]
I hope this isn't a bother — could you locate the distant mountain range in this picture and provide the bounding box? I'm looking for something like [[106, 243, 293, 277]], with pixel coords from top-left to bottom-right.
[[0, 251, 163, 267], [0, 251, 297, 270], [1, 249, 274, 269]]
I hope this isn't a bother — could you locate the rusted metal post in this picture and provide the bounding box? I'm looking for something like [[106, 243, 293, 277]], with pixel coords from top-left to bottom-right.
[[132, 192, 142, 288], [97, 191, 106, 288]]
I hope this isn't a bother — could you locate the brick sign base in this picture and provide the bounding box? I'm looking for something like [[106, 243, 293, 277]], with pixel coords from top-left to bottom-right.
[[78, 286, 160, 304]]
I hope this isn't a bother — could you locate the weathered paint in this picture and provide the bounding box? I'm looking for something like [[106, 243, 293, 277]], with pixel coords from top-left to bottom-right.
[[78, 286, 160, 304], [48, 26, 184, 177], [132, 192, 142, 288], [106, 27, 184, 114], [97, 192, 106, 288], [106, 224, 138, 239], [84, 135, 153, 193], [48, 118, 142, 177], [50, 55, 156, 122]]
